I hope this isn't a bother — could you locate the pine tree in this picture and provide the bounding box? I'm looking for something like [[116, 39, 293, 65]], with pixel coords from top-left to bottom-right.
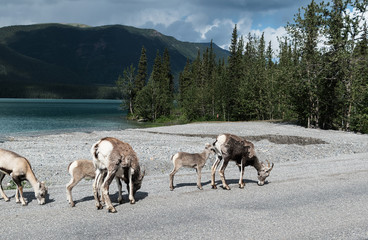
[[116, 64, 136, 115], [265, 40, 275, 119], [320, 0, 346, 129], [286, 0, 324, 128], [214, 58, 228, 120], [179, 59, 199, 120], [226, 25, 243, 120], [161, 48, 174, 116], [134, 79, 154, 120], [343, 1, 368, 131], [275, 38, 296, 120], [208, 40, 217, 117], [135, 46, 147, 95], [240, 33, 258, 120]]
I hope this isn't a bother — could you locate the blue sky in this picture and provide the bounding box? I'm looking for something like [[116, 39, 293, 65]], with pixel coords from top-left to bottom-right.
[[0, 0, 320, 51]]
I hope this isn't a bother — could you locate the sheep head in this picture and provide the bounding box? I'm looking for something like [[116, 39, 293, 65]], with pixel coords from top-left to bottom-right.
[[35, 181, 48, 205], [257, 160, 274, 186]]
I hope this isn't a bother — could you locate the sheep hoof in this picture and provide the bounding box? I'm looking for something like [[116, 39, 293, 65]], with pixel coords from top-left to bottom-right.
[[70, 202, 75, 207], [198, 186, 203, 190], [96, 204, 103, 210], [170, 187, 174, 191], [108, 207, 117, 213], [223, 185, 231, 190], [211, 185, 217, 189], [130, 199, 136, 204], [239, 184, 245, 189]]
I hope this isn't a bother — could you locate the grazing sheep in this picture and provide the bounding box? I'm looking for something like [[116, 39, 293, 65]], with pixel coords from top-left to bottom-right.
[[211, 134, 274, 190], [66, 159, 128, 207], [91, 137, 145, 213], [0, 148, 48, 206]]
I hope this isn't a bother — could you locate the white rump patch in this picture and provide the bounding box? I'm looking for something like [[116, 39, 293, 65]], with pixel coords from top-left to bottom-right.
[[68, 161, 78, 175], [98, 140, 114, 156], [214, 134, 227, 155], [217, 135, 227, 145], [93, 139, 114, 169], [172, 153, 179, 164]]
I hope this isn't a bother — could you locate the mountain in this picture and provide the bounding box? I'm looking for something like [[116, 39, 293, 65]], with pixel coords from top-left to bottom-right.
[[0, 23, 229, 98]]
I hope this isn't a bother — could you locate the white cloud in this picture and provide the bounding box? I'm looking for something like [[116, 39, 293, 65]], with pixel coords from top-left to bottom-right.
[[0, 0, 321, 53], [249, 26, 287, 56]]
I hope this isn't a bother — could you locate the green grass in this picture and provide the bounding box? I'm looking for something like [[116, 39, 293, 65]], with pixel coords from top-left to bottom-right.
[[4, 180, 30, 190]]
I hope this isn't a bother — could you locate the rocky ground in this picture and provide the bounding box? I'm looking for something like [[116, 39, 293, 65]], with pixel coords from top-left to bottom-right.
[[1, 121, 367, 186], [1, 121, 368, 239]]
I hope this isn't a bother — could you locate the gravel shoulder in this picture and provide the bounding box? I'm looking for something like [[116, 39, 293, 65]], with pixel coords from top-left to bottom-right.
[[1, 121, 368, 239]]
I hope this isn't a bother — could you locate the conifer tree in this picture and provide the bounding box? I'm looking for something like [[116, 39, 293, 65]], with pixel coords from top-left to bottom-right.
[[226, 25, 243, 120], [116, 64, 136, 115], [214, 58, 228, 120], [207, 40, 217, 117], [275, 38, 296, 120], [265, 41, 275, 119], [161, 48, 174, 116], [286, 0, 324, 128], [135, 46, 147, 95], [179, 59, 199, 120]]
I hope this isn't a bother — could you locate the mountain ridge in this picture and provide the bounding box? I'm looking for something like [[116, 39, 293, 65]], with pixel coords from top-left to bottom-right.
[[0, 23, 229, 98]]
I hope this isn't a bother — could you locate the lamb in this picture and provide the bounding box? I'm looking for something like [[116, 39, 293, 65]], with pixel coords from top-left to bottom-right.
[[169, 143, 215, 191], [66, 159, 96, 207], [211, 134, 274, 190], [66, 159, 128, 207], [91, 137, 145, 213], [0, 148, 48, 205]]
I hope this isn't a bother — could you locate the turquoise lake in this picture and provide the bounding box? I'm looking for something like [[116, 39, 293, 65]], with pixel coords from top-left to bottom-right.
[[0, 98, 143, 139]]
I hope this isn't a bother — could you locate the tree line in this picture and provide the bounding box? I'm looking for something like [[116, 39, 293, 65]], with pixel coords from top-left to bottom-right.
[[116, 0, 368, 133]]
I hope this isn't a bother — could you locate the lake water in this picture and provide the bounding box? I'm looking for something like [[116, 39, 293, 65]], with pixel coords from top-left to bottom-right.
[[0, 98, 143, 139]]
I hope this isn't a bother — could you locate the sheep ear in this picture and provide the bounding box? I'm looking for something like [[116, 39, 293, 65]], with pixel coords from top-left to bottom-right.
[[269, 163, 274, 171]]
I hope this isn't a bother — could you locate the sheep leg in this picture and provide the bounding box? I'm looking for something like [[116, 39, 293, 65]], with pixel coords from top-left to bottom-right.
[[219, 159, 230, 190], [116, 177, 123, 204], [12, 176, 27, 205], [93, 170, 105, 210], [128, 167, 135, 204], [211, 157, 222, 189], [196, 167, 203, 190], [0, 173, 10, 202], [238, 159, 245, 189], [102, 169, 118, 213], [66, 176, 83, 207], [169, 166, 180, 191]]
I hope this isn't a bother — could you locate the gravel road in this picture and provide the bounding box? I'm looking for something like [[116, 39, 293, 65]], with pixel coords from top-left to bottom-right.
[[1, 121, 367, 239]]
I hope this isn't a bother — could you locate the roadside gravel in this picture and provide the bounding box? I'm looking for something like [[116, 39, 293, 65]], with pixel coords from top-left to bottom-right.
[[1, 121, 368, 240], [1, 121, 367, 186]]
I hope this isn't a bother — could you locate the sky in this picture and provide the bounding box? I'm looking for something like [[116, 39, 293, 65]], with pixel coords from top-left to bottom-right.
[[0, 0, 320, 52]]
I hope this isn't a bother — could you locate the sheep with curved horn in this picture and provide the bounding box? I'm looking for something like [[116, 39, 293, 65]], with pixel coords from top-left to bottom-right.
[[211, 134, 274, 190]]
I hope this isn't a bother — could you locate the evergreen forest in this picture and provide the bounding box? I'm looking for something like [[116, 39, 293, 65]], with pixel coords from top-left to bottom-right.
[[116, 0, 368, 134]]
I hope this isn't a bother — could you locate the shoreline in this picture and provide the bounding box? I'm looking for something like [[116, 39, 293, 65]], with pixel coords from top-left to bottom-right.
[[1, 121, 368, 187]]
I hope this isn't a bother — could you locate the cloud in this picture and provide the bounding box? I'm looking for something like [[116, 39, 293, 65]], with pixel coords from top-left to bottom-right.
[[249, 26, 287, 56], [0, 0, 321, 53]]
